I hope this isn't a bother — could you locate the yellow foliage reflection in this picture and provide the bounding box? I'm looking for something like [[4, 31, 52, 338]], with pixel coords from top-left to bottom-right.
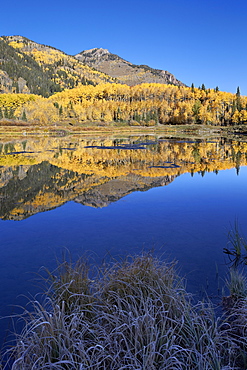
[[0, 136, 246, 219]]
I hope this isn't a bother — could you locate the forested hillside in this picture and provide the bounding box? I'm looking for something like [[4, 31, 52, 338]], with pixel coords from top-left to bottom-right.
[[0, 36, 117, 97], [0, 38, 63, 96]]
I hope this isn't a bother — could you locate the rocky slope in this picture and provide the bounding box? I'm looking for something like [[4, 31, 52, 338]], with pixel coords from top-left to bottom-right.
[[75, 48, 185, 86]]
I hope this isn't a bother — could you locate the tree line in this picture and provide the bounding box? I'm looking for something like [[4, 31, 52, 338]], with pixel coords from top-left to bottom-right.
[[0, 83, 247, 126]]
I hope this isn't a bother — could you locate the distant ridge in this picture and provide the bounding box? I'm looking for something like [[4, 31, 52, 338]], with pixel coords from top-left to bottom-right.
[[75, 47, 185, 86], [0, 36, 185, 97]]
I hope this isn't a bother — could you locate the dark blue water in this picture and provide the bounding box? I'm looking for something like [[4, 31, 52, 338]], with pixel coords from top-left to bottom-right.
[[1, 161, 247, 346]]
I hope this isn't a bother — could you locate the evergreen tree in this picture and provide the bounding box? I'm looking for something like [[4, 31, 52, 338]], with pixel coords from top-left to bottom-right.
[[9, 108, 14, 119], [13, 81, 19, 93], [21, 110, 27, 121], [236, 86, 242, 111], [4, 107, 9, 119]]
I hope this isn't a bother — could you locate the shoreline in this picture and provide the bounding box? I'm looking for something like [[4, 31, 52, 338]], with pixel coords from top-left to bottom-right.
[[0, 121, 246, 141]]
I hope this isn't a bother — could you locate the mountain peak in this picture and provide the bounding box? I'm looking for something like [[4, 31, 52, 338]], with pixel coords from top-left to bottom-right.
[[75, 49, 185, 87], [83, 48, 110, 55]]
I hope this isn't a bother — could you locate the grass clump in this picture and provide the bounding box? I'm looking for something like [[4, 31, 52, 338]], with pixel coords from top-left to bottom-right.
[[2, 254, 247, 369]]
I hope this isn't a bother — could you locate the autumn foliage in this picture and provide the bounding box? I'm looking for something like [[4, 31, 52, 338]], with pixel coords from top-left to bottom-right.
[[1, 83, 247, 126]]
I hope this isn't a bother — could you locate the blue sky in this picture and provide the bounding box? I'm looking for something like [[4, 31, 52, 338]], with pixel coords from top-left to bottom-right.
[[1, 0, 247, 94]]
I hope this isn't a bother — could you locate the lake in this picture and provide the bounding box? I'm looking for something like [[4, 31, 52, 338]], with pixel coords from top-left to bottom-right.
[[0, 133, 247, 345]]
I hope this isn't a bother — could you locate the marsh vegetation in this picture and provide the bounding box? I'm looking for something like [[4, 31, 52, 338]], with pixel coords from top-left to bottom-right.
[[2, 247, 247, 369]]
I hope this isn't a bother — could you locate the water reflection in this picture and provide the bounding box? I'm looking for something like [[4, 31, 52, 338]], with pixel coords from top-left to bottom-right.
[[1, 134, 247, 348], [0, 135, 246, 220]]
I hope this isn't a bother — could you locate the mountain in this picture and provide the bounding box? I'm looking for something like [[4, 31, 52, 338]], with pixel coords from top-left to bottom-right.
[[75, 48, 185, 86], [0, 36, 185, 97], [0, 161, 175, 220], [0, 36, 117, 97], [74, 174, 174, 209]]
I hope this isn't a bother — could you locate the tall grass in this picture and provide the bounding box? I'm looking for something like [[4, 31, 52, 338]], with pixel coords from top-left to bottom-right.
[[223, 220, 247, 268], [2, 254, 247, 369]]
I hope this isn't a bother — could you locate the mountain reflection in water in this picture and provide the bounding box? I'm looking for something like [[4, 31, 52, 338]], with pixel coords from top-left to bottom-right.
[[1, 134, 247, 347], [0, 135, 246, 220]]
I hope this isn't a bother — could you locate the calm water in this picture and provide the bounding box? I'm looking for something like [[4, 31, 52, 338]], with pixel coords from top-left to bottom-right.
[[0, 134, 247, 345]]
